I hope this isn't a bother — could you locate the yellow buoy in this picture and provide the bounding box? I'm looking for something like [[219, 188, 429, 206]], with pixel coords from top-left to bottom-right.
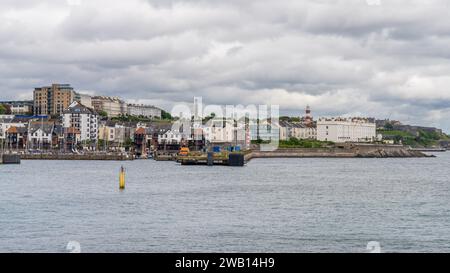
[[119, 166, 126, 190]]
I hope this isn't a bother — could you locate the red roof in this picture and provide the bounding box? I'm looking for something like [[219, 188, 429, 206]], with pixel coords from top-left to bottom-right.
[[66, 127, 81, 134], [6, 126, 18, 134], [135, 127, 146, 134]]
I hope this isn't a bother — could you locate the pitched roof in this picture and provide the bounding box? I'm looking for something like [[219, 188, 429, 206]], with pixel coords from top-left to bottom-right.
[[6, 126, 18, 134], [63, 101, 97, 115], [135, 127, 146, 134], [278, 120, 307, 129], [28, 122, 54, 135], [146, 123, 172, 134]]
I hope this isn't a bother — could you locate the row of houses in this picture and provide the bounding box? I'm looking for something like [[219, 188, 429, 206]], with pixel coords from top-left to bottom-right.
[[250, 117, 377, 143], [0, 115, 67, 151], [1, 85, 163, 119], [89, 96, 162, 118], [1, 99, 379, 156]]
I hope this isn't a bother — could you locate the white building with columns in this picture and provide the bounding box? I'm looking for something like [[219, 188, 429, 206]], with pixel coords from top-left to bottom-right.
[[317, 117, 376, 143]]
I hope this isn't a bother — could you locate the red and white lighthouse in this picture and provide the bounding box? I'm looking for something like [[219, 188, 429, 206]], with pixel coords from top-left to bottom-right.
[[304, 105, 313, 127]]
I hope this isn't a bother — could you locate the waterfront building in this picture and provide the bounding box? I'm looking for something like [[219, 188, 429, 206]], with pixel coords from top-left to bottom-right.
[[147, 123, 172, 149], [202, 119, 235, 144], [33, 84, 76, 116], [98, 121, 133, 148], [53, 124, 65, 150], [62, 101, 99, 142], [127, 104, 162, 119], [278, 120, 317, 141], [5, 126, 27, 150], [0, 116, 28, 141], [158, 129, 184, 145], [27, 122, 55, 150], [134, 127, 148, 156], [91, 96, 127, 117], [201, 118, 249, 149], [249, 119, 280, 142], [64, 127, 81, 151], [317, 117, 376, 143]]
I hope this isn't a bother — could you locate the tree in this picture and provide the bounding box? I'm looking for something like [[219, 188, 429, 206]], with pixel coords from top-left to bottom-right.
[[203, 112, 216, 123], [384, 122, 394, 130], [124, 138, 134, 149], [161, 110, 173, 120], [0, 104, 7, 115], [98, 110, 108, 118]]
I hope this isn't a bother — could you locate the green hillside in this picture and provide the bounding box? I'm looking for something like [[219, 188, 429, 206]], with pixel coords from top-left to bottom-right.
[[378, 129, 449, 148]]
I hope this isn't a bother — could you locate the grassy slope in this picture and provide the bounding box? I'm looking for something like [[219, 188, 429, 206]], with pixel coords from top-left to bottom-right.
[[378, 129, 448, 147], [279, 138, 334, 148]]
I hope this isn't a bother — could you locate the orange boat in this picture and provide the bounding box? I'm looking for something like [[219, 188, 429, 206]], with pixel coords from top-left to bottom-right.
[[179, 147, 190, 156]]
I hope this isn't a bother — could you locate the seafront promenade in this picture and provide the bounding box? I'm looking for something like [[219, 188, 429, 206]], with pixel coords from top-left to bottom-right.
[[20, 153, 133, 161], [1, 152, 133, 162]]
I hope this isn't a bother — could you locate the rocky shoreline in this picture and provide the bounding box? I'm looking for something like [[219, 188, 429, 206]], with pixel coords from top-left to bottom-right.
[[355, 148, 432, 158]]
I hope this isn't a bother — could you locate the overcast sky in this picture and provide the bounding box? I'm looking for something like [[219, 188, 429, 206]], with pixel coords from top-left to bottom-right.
[[1, 0, 450, 131]]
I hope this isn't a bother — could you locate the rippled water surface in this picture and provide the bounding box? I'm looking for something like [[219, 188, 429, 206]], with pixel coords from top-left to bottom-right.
[[1, 153, 450, 253]]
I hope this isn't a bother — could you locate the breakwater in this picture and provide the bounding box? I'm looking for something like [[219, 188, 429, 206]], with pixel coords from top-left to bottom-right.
[[246, 145, 431, 161], [20, 153, 133, 161]]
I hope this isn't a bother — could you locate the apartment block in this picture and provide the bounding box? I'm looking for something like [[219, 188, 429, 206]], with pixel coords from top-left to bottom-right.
[[62, 101, 99, 142], [317, 117, 376, 143], [33, 84, 76, 116]]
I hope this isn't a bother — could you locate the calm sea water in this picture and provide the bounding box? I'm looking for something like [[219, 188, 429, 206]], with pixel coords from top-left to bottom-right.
[[1, 153, 450, 253]]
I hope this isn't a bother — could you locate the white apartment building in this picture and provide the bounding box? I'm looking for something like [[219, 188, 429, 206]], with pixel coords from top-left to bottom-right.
[[317, 117, 376, 143], [127, 104, 162, 118], [62, 101, 99, 141]]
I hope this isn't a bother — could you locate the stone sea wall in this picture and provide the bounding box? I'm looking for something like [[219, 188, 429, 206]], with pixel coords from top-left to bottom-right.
[[246, 145, 431, 161]]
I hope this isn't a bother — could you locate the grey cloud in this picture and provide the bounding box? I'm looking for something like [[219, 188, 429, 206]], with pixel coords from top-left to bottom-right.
[[0, 0, 450, 132]]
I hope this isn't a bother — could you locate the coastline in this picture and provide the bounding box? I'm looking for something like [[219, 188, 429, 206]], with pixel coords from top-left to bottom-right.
[[1, 144, 432, 164]]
